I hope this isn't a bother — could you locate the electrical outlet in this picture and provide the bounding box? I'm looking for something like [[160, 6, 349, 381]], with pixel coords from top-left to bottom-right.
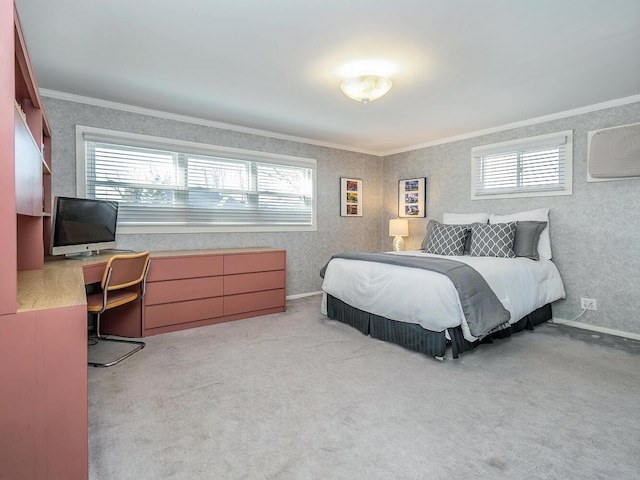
[[581, 298, 597, 311]]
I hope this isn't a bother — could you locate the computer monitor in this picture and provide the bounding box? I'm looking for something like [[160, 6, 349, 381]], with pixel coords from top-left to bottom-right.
[[50, 196, 119, 258]]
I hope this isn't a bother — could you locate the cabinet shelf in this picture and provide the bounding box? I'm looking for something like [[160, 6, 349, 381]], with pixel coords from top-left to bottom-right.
[[14, 102, 48, 163], [14, 99, 27, 121], [14, 102, 51, 174]]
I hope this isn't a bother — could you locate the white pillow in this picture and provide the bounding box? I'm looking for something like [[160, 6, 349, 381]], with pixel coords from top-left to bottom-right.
[[489, 208, 551, 260], [442, 212, 489, 225]]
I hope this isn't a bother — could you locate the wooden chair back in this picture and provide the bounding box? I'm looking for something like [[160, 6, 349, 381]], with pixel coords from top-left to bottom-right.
[[101, 251, 151, 292]]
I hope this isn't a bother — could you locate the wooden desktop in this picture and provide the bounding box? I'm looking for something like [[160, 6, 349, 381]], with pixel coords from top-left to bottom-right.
[[20, 247, 287, 334]]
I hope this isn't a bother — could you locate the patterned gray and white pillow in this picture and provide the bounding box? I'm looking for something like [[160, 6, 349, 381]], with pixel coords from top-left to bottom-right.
[[425, 221, 469, 256], [470, 222, 517, 258]]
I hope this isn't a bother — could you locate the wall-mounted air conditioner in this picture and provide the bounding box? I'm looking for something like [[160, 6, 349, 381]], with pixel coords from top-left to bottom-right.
[[587, 122, 640, 182]]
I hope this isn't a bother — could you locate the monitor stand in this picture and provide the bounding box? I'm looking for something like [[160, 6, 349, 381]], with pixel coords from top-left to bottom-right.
[[64, 251, 99, 260]]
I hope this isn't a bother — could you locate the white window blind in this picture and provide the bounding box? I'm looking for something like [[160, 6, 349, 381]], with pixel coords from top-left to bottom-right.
[[78, 127, 316, 232], [471, 131, 573, 199]]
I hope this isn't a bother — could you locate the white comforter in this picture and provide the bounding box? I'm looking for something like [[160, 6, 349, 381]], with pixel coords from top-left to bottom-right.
[[321, 251, 566, 342]]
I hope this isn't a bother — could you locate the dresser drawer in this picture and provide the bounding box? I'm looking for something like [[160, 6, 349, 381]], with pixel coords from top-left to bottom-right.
[[223, 251, 285, 275], [224, 289, 285, 316], [145, 297, 224, 329], [224, 270, 285, 296], [148, 255, 223, 281], [146, 276, 223, 306]]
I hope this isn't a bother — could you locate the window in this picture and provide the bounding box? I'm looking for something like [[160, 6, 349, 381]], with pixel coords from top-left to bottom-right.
[[77, 126, 316, 233], [471, 131, 572, 199]]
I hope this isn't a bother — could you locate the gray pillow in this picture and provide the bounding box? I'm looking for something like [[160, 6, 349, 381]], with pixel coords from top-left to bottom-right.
[[424, 221, 469, 256], [469, 222, 517, 258], [421, 220, 475, 254], [460, 222, 483, 254], [513, 221, 547, 260], [420, 219, 436, 250]]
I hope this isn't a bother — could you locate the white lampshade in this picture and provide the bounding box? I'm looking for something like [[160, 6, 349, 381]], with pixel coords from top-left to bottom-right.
[[340, 75, 393, 103], [389, 219, 409, 237]]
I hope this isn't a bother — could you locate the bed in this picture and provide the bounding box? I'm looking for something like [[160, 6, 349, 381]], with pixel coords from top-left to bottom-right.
[[319, 209, 566, 359]]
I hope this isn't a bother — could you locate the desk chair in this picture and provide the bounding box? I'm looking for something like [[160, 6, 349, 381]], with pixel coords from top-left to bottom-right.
[[87, 251, 151, 368]]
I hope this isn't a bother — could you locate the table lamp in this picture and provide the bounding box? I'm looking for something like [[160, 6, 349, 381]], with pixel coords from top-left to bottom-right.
[[389, 218, 409, 252]]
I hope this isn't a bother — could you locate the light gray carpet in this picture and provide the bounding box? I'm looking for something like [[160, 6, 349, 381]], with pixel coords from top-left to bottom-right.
[[88, 296, 640, 480]]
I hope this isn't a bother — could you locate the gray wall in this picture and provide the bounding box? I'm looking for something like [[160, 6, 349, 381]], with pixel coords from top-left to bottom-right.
[[44, 96, 640, 335], [383, 102, 640, 335], [43, 97, 384, 296]]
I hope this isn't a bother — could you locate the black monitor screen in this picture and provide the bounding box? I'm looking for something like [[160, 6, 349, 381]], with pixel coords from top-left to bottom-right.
[[52, 197, 119, 247]]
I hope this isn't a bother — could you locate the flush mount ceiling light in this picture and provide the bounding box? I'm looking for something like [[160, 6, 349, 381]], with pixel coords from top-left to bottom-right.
[[340, 74, 393, 103]]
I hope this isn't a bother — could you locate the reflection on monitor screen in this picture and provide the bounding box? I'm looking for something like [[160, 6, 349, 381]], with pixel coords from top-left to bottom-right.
[[51, 196, 119, 257]]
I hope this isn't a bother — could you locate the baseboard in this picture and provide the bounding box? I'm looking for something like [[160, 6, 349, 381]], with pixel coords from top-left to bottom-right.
[[551, 317, 640, 341], [286, 291, 323, 300]]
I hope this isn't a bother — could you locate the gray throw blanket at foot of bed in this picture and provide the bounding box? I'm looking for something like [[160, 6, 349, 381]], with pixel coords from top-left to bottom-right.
[[320, 252, 510, 338]]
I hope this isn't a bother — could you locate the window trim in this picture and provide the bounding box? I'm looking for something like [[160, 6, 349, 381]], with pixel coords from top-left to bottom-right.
[[470, 130, 573, 200], [76, 126, 317, 234]]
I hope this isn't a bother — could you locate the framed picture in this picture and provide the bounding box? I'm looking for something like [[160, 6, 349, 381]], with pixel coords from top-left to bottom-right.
[[340, 178, 363, 216], [398, 177, 426, 218]]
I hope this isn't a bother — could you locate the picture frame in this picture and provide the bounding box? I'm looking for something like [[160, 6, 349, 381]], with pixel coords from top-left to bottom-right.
[[398, 177, 426, 218], [340, 178, 363, 216]]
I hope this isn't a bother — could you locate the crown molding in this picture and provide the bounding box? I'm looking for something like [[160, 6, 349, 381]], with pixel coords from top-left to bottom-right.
[[39, 89, 380, 156], [379, 94, 640, 156], [41, 89, 640, 158]]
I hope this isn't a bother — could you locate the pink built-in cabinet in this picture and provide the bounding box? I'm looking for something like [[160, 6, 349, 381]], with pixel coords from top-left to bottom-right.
[[100, 248, 287, 338], [1, 6, 286, 479], [13, 0, 52, 272], [0, 3, 88, 479]]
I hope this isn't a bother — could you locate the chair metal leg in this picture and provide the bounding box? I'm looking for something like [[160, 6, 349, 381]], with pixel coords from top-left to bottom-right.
[[88, 337, 145, 368], [88, 313, 146, 368]]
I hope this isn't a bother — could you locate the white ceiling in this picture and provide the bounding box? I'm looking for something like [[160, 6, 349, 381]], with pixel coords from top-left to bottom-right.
[[15, 0, 640, 155]]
